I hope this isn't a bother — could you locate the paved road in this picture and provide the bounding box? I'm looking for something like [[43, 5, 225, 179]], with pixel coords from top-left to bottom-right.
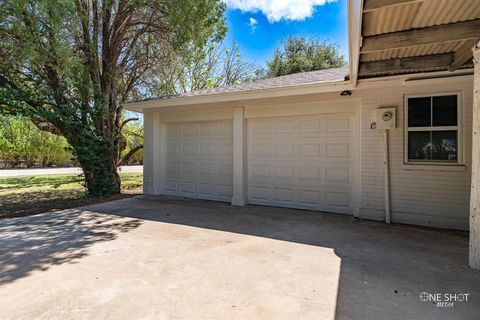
[[0, 165, 143, 177]]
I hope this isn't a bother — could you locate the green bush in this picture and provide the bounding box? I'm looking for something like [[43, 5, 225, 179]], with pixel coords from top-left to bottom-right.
[[0, 115, 144, 168], [0, 116, 73, 168]]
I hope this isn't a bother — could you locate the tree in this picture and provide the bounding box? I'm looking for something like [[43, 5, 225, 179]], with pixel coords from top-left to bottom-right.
[[146, 40, 255, 97], [0, 0, 226, 196], [220, 42, 256, 86], [121, 118, 144, 165], [263, 36, 346, 77]]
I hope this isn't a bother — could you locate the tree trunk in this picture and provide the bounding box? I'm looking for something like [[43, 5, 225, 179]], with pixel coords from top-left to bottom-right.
[[81, 159, 121, 197], [67, 130, 122, 197]]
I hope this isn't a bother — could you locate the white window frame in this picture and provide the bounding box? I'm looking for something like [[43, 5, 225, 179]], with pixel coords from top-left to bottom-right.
[[404, 92, 463, 165]]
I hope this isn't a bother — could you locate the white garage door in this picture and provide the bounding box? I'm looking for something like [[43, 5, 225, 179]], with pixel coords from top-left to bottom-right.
[[247, 114, 356, 214], [164, 120, 233, 202]]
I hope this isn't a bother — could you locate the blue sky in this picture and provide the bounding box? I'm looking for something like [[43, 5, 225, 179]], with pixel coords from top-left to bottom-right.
[[223, 0, 348, 67]]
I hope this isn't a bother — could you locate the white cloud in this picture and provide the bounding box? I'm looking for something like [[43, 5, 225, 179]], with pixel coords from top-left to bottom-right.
[[225, 0, 335, 22], [249, 17, 258, 33]]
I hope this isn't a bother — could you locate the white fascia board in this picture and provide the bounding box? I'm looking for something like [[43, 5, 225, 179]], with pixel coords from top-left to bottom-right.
[[123, 80, 353, 113], [348, 0, 363, 87]]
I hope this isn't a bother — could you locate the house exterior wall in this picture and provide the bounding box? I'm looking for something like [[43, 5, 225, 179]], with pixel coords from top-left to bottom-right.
[[358, 79, 473, 230], [142, 75, 473, 230]]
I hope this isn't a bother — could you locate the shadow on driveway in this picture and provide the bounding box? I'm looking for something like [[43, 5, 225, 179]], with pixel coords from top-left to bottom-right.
[[0, 209, 142, 285]]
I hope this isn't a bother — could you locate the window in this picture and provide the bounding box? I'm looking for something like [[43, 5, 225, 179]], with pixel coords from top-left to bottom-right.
[[405, 93, 460, 164]]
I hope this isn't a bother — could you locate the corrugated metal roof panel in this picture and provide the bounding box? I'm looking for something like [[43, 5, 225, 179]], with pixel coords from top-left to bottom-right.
[[413, 0, 480, 29], [359, 0, 477, 78], [362, 0, 480, 36], [362, 2, 421, 36], [360, 40, 468, 62]]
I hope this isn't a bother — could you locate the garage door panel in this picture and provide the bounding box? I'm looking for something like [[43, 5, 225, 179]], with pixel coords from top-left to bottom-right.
[[165, 180, 178, 193], [198, 183, 215, 195], [182, 144, 196, 156], [298, 190, 320, 205], [325, 192, 351, 207], [217, 163, 233, 177], [181, 181, 196, 194], [298, 119, 322, 132], [247, 114, 355, 215], [273, 120, 296, 133], [325, 167, 351, 183], [181, 123, 196, 136], [274, 144, 295, 157], [272, 188, 296, 203], [165, 121, 233, 202], [218, 122, 234, 136], [326, 117, 351, 132], [167, 124, 181, 137], [198, 163, 214, 176], [298, 167, 322, 180], [249, 121, 271, 134], [199, 144, 215, 156], [297, 143, 322, 157], [165, 161, 179, 176], [326, 143, 351, 158], [250, 164, 270, 178], [248, 186, 270, 200], [181, 162, 196, 176], [166, 143, 180, 156], [167, 162, 233, 181], [217, 185, 233, 197], [273, 165, 295, 179], [250, 144, 270, 157], [198, 123, 216, 136], [218, 144, 233, 157]]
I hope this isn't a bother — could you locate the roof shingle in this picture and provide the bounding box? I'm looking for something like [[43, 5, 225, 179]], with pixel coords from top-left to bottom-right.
[[151, 66, 349, 101]]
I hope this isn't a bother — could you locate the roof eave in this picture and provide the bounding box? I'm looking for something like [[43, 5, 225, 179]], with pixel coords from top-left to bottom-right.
[[348, 0, 363, 87], [123, 79, 353, 113]]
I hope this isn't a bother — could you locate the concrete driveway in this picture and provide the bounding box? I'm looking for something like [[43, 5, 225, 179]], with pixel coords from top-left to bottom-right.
[[0, 196, 479, 320]]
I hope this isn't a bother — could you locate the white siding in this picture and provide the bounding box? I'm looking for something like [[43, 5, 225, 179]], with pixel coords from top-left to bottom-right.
[[359, 80, 473, 230]]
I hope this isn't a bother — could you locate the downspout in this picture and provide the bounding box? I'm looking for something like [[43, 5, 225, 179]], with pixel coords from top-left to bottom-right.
[[384, 129, 391, 224]]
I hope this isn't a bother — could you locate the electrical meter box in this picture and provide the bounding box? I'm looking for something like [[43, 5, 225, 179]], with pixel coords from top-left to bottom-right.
[[375, 107, 396, 130]]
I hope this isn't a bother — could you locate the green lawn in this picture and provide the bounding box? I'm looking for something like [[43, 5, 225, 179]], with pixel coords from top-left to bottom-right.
[[0, 173, 142, 218]]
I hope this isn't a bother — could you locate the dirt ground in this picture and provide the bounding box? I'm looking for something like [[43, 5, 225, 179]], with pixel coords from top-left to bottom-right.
[[0, 173, 142, 218]]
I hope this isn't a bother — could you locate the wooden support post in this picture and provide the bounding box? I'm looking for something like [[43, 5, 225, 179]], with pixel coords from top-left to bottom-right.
[[450, 39, 478, 71], [359, 53, 453, 77], [470, 41, 480, 270]]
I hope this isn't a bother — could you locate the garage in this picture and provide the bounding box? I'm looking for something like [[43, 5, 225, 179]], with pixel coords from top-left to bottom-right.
[[164, 120, 233, 202], [247, 114, 356, 214]]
